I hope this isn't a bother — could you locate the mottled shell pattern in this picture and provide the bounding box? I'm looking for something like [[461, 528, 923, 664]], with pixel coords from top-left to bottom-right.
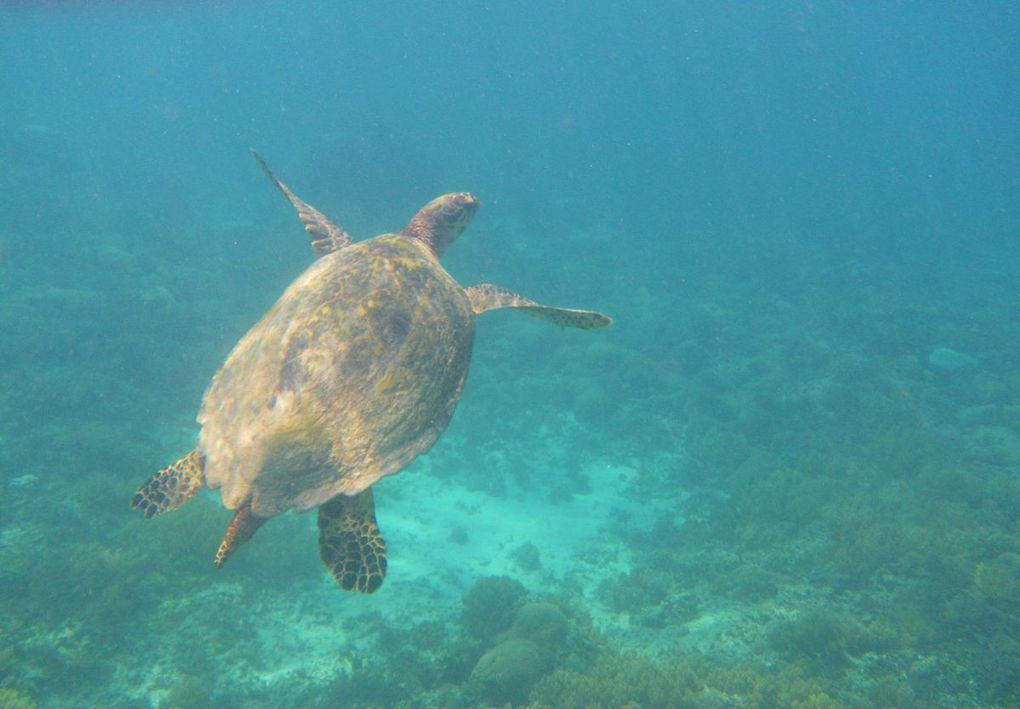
[[199, 233, 475, 517]]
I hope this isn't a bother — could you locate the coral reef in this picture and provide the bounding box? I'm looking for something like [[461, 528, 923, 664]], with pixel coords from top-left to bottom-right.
[[465, 598, 570, 705], [3, 105, 1018, 708]]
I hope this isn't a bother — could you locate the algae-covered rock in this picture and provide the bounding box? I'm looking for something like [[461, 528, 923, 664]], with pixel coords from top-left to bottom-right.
[[506, 602, 568, 646], [470, 637, 550, 705], [965, 426, 1020, 467], [972, 552, 1020, 603], [461, 576, 527, 642], [510, 542, 542, 573], [766, 607, 898, 672], [0, 688, 37, 709]]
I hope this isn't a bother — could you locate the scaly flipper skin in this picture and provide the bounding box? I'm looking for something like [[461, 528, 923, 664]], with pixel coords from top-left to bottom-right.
[[130, 450, 205, 519], [318, 489, 387, 593], [214, 501, 266, 568], [464, 284, 612, 330], [251, 149, 352, 257]]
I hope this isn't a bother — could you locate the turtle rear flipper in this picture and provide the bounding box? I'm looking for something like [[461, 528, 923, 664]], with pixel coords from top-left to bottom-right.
[[318, 489, 387, 593], [465, 284, 611, 330], [131, 450, 205, 518]]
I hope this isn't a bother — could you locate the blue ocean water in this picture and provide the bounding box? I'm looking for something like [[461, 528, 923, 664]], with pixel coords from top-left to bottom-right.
[[1, 2, 1018, 707]]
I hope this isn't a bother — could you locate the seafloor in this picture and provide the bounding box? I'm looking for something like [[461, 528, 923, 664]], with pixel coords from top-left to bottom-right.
[[1, 199, 1018, 708]]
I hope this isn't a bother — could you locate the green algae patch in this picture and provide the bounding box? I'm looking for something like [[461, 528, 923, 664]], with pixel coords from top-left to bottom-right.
[[0, 689, 37, 709]]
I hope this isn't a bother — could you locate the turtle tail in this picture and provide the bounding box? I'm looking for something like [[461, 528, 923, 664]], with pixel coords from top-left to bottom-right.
[[214, 501, 266, 568]]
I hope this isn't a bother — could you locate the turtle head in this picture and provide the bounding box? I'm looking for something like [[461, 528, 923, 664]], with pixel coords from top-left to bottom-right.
[[400, 192, 480, 257]]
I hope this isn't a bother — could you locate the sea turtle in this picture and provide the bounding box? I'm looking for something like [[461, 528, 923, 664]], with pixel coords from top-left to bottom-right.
[[130, 150, 611, 593]]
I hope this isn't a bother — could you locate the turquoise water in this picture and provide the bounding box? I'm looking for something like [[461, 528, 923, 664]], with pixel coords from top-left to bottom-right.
[[2, 3, 1018, 707]]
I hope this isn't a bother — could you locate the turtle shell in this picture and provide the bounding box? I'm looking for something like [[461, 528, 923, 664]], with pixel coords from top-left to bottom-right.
[[197, 234, 475, 517]]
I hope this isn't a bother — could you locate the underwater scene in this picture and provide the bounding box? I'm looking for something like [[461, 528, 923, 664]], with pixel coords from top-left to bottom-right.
[[1, 2, 1018, 707]]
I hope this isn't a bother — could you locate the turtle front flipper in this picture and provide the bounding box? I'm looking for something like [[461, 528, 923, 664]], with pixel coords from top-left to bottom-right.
[[465, 284, 612, 330], [250, 149, 352, 257], [318, 489, 387, 593], [130, 450, 205, 519]]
